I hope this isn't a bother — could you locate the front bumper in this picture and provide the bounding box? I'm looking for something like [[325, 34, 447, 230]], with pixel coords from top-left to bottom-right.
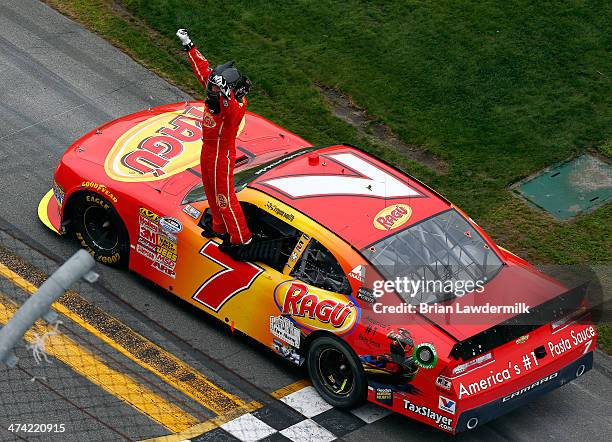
[[455, 351, 594, 432], [38, 189, 62, 234]]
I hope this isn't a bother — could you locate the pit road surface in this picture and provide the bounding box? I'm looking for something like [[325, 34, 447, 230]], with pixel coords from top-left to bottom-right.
[[0, 0, 610, 440]]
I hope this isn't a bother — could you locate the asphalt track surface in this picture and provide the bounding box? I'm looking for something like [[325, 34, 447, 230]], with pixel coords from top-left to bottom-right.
[[0, 1, 611, 441]]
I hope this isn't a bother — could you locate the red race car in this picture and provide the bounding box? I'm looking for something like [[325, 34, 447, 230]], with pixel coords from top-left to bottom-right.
[[39, 101, 596, 433]]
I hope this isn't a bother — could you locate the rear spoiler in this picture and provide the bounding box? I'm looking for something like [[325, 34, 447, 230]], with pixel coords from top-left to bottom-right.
[[449, 283, 588, 360]]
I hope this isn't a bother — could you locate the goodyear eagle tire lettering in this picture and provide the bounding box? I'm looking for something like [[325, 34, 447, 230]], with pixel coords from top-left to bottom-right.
[[71, 192, 129, 267]]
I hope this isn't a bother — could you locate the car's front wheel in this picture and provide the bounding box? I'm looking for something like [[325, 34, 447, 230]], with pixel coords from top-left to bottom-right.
[[307, 336, 367, 408], [70, 192, 129, 267]]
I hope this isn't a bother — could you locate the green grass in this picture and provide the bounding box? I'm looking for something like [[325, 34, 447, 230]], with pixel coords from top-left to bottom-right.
[[44, 0, 611, 351]]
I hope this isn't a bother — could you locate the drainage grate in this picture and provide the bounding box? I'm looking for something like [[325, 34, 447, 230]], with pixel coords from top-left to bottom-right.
[[515, 154, 612, 220]]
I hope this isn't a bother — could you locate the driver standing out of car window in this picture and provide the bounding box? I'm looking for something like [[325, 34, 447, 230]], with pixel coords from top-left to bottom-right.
[[176, 29, 253, 256]]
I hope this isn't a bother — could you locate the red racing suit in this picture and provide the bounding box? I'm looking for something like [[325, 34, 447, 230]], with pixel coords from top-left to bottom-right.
[[186, 47, 252, 245]]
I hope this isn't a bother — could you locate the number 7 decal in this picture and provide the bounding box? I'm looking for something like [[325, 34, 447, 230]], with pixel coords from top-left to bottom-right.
[[260, 152, 422, 199], [193, 241, 264, 311]]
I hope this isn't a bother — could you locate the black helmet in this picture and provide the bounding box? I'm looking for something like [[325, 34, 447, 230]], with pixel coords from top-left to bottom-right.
[[206, 60, 251, 100]]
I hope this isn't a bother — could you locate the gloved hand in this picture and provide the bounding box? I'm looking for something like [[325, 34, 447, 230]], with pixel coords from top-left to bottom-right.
[[176, 29, 193, 50]]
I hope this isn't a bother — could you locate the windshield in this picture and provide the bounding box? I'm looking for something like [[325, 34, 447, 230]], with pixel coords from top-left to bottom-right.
[[182, 147, 314, 205], [362, 209, 503, 305]]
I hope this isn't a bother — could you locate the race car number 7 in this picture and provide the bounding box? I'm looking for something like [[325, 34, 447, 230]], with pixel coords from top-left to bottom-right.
[[193, 241, 263, 311], [261, 152, 422, 198]]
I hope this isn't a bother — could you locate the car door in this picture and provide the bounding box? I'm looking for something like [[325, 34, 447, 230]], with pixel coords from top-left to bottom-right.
[[276, 236, 358, 336], [172, 189, 359, 359], [174, 191, 306, 347]]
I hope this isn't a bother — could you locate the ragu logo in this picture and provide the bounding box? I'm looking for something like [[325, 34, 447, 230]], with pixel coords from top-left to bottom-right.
[[104, 105, 244, 182], [274, 281, 359, 334], [373, 204, 412, 231]]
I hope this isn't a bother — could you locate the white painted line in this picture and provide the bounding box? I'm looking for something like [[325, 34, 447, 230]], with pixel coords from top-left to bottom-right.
[[280, 419, 336, 442], [220, 413, 276, 442], [280, 386, 334, 418]]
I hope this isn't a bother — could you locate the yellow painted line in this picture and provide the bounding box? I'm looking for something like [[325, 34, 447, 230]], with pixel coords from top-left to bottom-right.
[[270, 378, 312, 399], [37, 189, 60, 234], [0, 293, 198, 432], [0, 260, 253, 415], [142, 379, 313, 442], [141, 400, 260, 442]]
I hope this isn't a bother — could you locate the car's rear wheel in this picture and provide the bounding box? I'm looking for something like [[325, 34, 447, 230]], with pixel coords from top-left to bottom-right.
[[70, 192, 129, 267], [307, 336, 367, 408]]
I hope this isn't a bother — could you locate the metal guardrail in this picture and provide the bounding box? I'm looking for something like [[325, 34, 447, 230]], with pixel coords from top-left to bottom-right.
[[0, 250, 97, 367]]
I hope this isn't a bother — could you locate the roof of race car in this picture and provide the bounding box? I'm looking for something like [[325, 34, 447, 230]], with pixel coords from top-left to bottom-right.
[[248, 145, 451, 249]]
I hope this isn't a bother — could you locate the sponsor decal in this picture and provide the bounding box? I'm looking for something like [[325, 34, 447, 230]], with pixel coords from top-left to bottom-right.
[[137, 208, 178, 278], [363, 323, 379, 335], [435, 376, 452, 391], [283, 233, 312, 275], [502, 372, 558, 403], [459, 367, 512, 399], [356, 329, 382, 349], [104, 105, 245, 182], [157, 235, 177, 261], [375, 388, 393, 405], [457, 348, 552, 399], [356, 287, 375, 304], [52, 181, 65, 206], [139, 215, 158, 233], [202, 113, 216, 128], [274, 280, 359, 334], [138, 223, 158, 249], [152, 260, 176, 278], [253, 150, 313, 177], [159, 217, 182, 234], [403, 399, 453, 431], [136, 244, 156, 261], [183, 204, 201, 219], [413, 343, 438, 369], [265, 201, 295, 222], [154, 252, 177, 270], [295, 237, 309, 251], [270, 315, 301, 348], [348, 265, 366, 282], [516, 334, 529, 344], [272, 338, 301, 365], [139, 207, 160, 222], [373, 204, 412, 231], [438, 396, 456, 415], [548, 326, 595, 358], [217, 194, 228, 208], [81, 181, 118, 203]]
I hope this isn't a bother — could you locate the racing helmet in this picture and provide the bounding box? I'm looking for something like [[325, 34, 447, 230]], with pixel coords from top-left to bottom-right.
[[387, 328, 414, 357], [206, 60, 251, 100]]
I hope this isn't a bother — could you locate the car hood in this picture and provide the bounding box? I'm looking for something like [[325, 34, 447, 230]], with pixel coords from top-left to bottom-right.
[[59, 101, 312, 199], [68, 101, 309, 167]]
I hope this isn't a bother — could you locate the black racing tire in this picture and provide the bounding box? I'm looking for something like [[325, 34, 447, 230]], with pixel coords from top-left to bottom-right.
[[70, 192, 129, 267], [307, 336, 367, 409]]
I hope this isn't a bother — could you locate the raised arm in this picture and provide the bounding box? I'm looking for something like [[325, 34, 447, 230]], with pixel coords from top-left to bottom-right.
[[176, 29, 211, 88]]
